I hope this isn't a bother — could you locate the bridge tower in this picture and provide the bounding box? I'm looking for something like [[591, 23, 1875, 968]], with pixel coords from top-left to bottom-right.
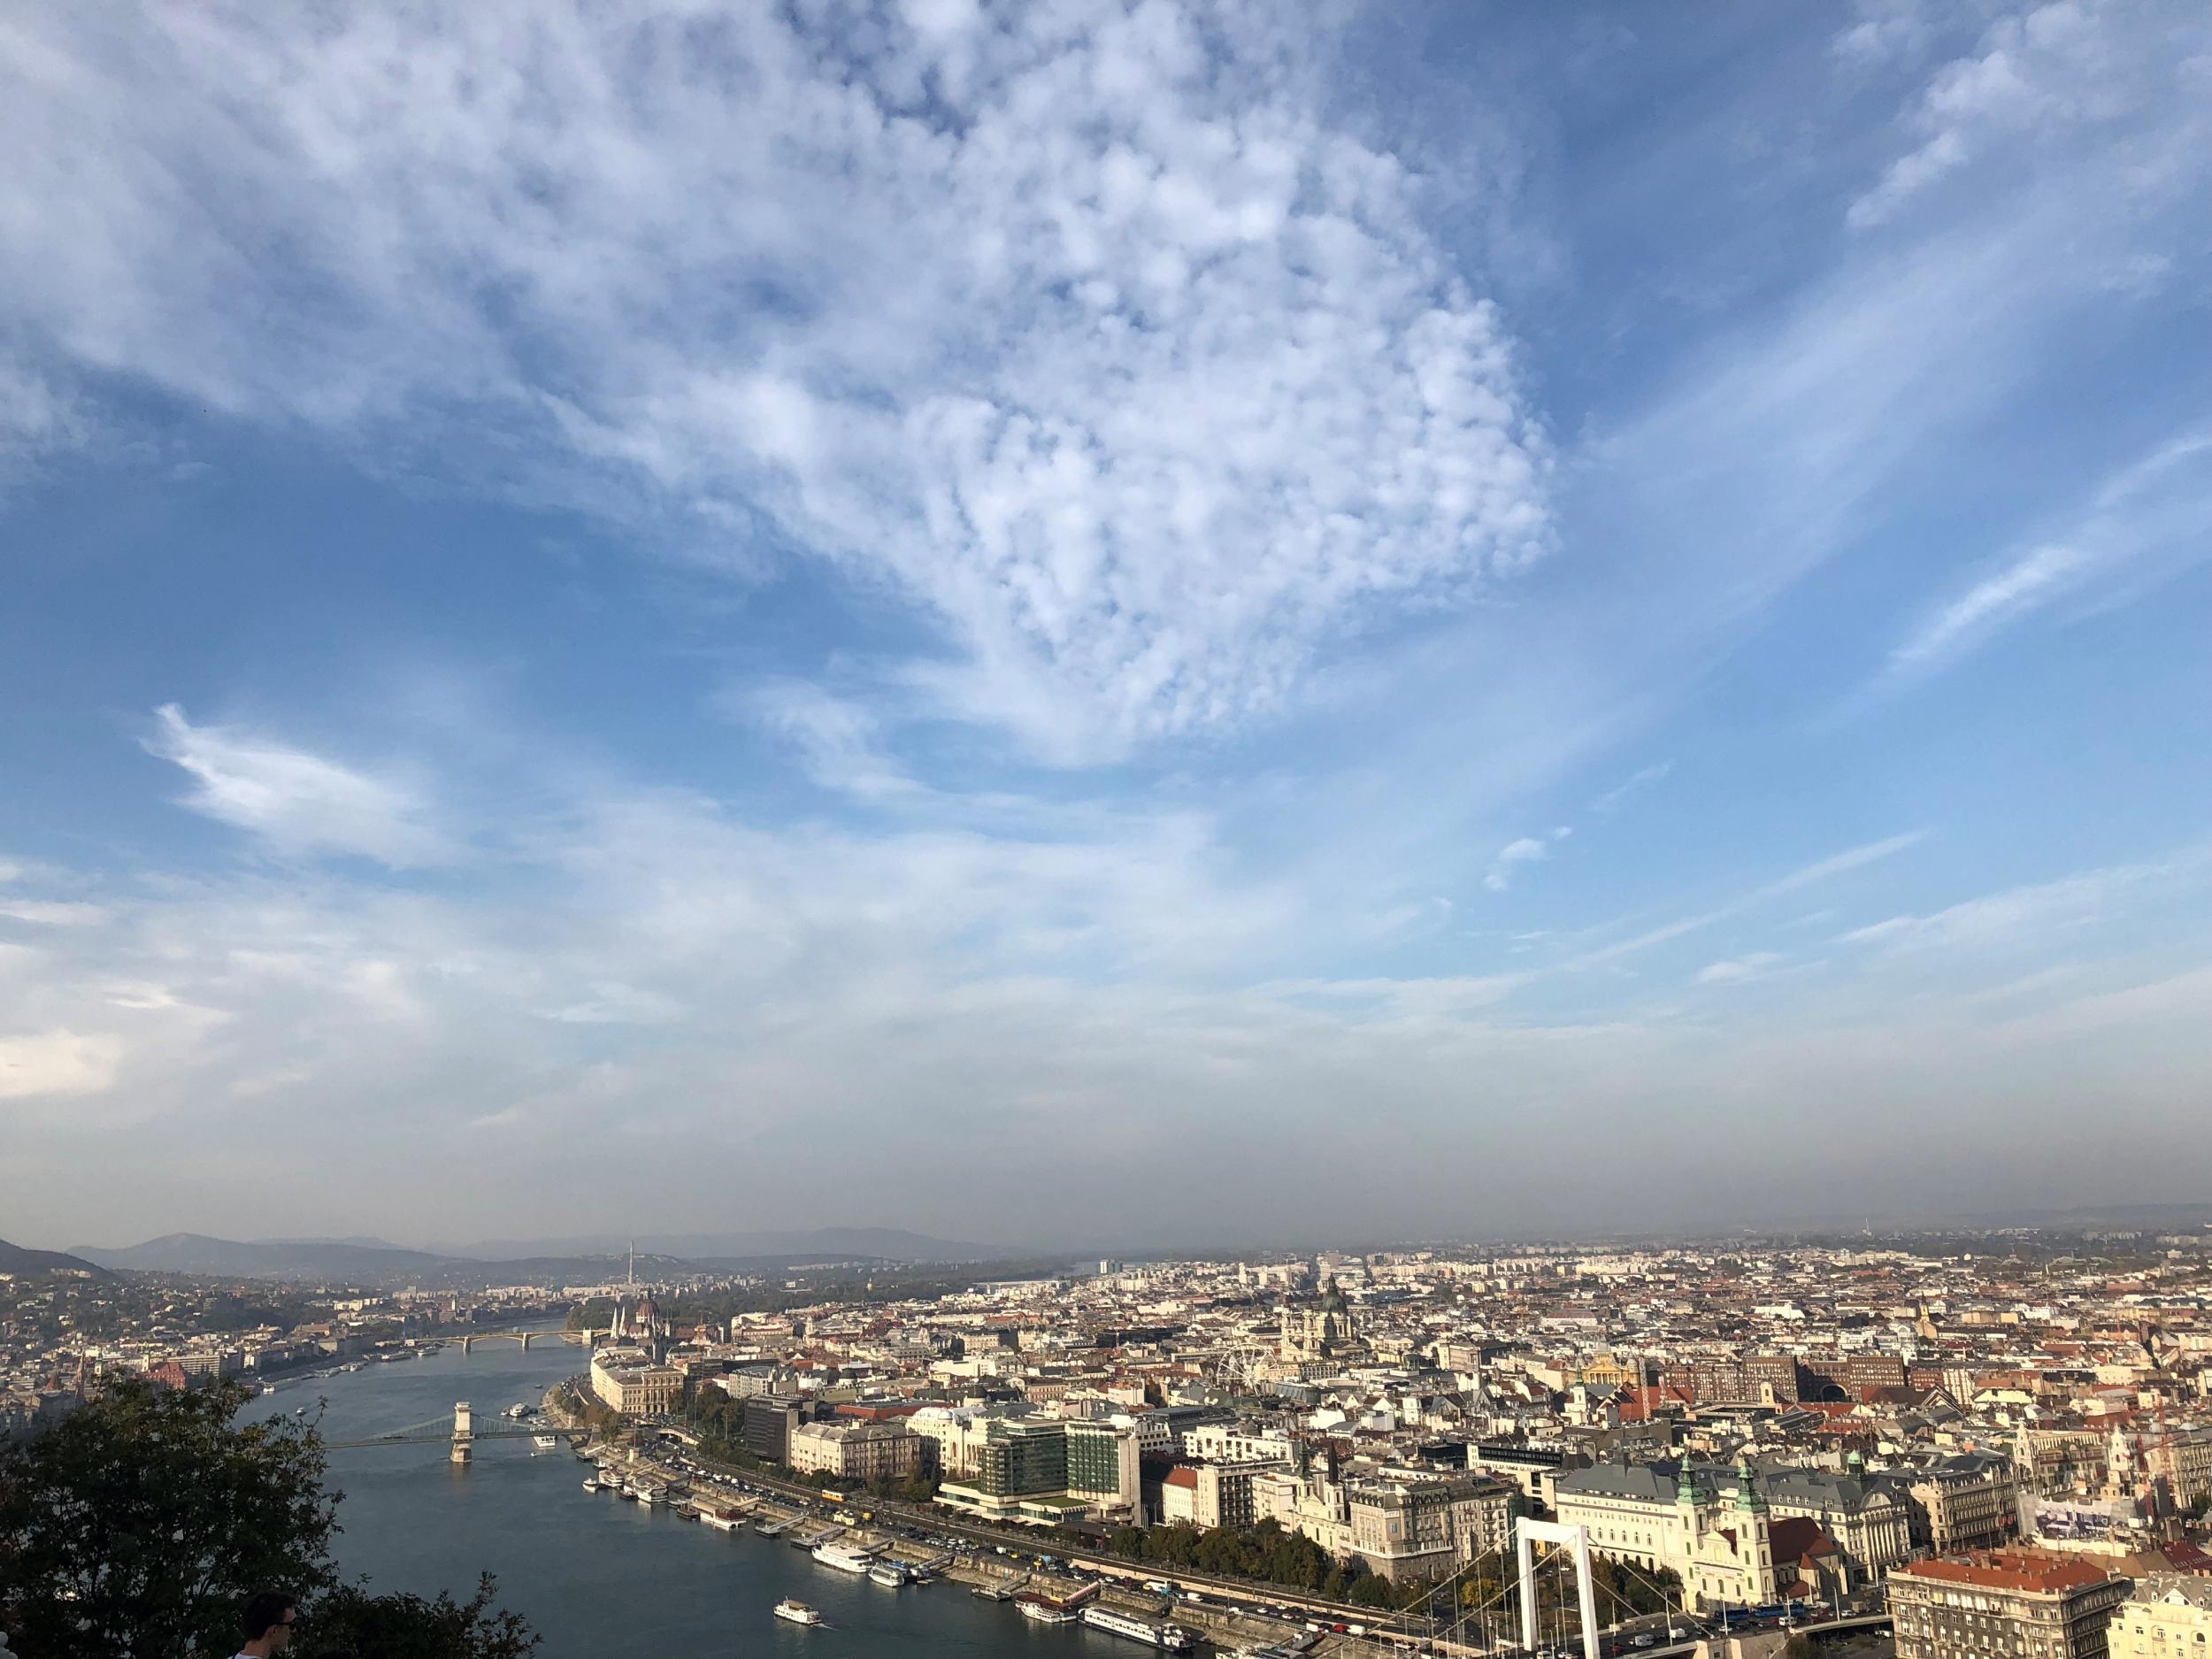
[[450, 1401, 473, 1465], [1516, 1517, 1599, 1659]]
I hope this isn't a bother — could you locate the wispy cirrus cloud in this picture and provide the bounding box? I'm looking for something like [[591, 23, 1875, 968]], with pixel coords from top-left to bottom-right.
[[738, 681, 921, 806], [0, 900, 112, 927], [1569, 831, 1925, 970], [144, 704, 454, 868], [1837, 851, 2200, 952], [1881, 428, 2212, 687], [1484, 836, 1552, 892], [1591, 761, 1672, 816], [1694, 952, 1787, 986]]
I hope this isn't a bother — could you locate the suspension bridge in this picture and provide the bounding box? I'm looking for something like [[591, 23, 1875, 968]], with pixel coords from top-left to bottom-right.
[[1403, 1518, 1887, 1659], [321, 1401, 583, 1459]]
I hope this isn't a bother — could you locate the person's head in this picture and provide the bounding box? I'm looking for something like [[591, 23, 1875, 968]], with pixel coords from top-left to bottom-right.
[[241, 1591, 297, 1653]]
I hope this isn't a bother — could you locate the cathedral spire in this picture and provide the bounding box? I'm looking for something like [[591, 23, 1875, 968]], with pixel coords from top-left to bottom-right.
[[1735, 1459, 1765, 1512], [1677, 1460, 1707, 1508]]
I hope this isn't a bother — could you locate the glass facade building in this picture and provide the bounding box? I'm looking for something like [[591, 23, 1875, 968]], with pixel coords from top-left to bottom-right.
[[978, 1419, 1068, 1498]]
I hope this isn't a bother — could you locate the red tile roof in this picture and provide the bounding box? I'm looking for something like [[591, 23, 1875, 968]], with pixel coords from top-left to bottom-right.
[[1895, 1548, 2116, 1594]]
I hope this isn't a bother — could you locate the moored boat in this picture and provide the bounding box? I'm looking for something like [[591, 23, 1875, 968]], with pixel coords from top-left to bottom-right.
[[811, 1542, 873, 1573], [1082, 1607, 1199, 1649]]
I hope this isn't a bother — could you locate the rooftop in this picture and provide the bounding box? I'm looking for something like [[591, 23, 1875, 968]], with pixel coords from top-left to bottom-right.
[[1895, 1548, 2120, 1595]]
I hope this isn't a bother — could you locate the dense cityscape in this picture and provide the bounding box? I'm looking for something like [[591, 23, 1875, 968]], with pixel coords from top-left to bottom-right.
[[8, 1225, 2212, 1659]]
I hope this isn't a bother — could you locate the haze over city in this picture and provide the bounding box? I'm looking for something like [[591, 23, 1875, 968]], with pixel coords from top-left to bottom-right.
[[4, 1, 2210, 1250]]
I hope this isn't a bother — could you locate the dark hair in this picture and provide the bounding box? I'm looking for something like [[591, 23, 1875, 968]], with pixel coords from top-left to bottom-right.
[[242, 1591, 296, 1643]]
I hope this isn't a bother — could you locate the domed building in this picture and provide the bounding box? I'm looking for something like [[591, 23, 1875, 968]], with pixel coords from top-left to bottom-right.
[[1279, 1275, 1363, 1366]]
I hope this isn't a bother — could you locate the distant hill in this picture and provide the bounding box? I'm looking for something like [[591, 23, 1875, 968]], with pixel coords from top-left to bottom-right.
[[0, 1237, 112, 1278], [71, 1233, 448, 1280], [443, 1226, 1016, 1264], [65, 1225, 1025, 1285]]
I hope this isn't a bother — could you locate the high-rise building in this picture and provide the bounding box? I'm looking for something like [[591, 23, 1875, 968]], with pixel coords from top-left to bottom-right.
[[1888, 1548, 2130, 1659], [741, 1394, 801, 1463], [976, 1418, 1067, 1499], [1065, 1419, 1141, 1509]]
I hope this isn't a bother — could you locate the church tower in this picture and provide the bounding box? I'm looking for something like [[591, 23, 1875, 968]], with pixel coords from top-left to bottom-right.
[[1735, 1461, 1777, 1605], [1676, 1458, 1709, 1560]]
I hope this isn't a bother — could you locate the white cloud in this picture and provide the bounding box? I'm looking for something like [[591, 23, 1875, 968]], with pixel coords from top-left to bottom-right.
[[1484, 836, 1550, 892], [0, 356, 88, 488], [1837, 855, 2193, 951], [0, 900, 112, 927], [1590, 761, 1672, 816], [1571, 832, 1925, 969], [1883, 429, 2212, 686], [1832, 0, 1931, 65], [0, 1029, 121, 1101], [144, 703, 453, 867], [1891, 542, 2086, 672], [1848, 1, 2208, 229], [1694, 952, 1786, 986], [739, 682, 919, 804], [0, 1, 1552, 763]]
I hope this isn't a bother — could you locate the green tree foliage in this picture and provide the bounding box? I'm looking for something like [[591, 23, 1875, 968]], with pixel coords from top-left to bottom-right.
[[565, 1297, 616, 1335], [1104, 1519, 1428, 1608], [0, 1379, 338, 1659], [305, 1578, 534, 1659], [0, 1379, 535, 1659]]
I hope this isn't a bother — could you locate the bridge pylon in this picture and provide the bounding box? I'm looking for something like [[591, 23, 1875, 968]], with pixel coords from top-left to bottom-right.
[[450, 1401, 473, 1465], [1516, 1517, 1598, 1659]]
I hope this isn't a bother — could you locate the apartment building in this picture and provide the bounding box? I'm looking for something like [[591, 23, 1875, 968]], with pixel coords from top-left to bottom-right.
[[2109, 1577, 2212, 1659], [1888, 1548, 2129, 1659], [1903, 1452, 2018, 1554], [787, 1418, 920, 1482]]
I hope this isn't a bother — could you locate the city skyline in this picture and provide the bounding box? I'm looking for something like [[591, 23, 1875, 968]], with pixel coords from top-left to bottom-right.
[[4, 1, 2211, 1246]]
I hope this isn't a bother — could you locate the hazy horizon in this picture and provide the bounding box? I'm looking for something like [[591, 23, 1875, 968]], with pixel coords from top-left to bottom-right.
[[26, 1194, 2212, 1268], [4, 2, 2209, 1249]]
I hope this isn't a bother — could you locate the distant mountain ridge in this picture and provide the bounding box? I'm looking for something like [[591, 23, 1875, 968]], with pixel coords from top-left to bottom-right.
[[439, 1226, 1011, 1263], [67, 1225, 1020, 1282], [0, 1237, 112, 1278], [71, 1233, 447, 1279]]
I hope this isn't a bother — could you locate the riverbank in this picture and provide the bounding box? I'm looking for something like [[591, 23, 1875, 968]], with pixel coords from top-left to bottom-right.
[[589, 1432, 1416, 1659]]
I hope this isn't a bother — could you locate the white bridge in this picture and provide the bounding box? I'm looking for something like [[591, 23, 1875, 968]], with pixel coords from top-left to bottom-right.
[[1517, 1517, 1599, 1659]]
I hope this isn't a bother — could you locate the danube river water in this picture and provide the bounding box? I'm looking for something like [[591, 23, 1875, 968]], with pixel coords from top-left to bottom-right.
[[242, 1337, 1089, 1659]]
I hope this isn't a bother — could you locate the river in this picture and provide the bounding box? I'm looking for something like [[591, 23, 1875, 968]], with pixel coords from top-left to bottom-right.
[[242, 1337, 1094, 1659]]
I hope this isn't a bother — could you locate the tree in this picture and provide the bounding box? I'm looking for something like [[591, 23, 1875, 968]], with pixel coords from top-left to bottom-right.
[[0, 1379, 338, 1659], [0, 1379, 535, 1659], [305, 1578, 534, 1659]]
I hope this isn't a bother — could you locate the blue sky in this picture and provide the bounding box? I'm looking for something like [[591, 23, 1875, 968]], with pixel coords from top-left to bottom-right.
[[3, 0, 2208, 1251]]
